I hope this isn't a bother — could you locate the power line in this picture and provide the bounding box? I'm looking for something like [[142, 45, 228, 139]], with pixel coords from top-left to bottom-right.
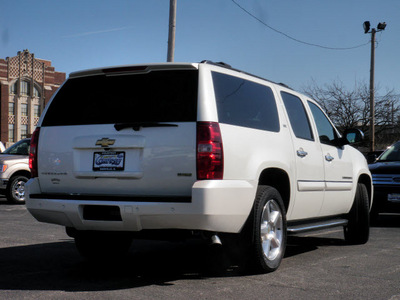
[[231, 0, 370, 50]]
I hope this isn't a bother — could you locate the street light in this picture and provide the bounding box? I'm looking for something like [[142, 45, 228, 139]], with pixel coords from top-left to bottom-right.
[[377, 22, 387, 31], [363, 21, 387, 152], [363, 21, 370, 33]]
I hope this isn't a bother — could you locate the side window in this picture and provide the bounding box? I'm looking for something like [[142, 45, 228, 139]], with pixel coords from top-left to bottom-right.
[[281, 92, 314, 141], [212, 72, 280, 132], [308, 101, 338, 145]]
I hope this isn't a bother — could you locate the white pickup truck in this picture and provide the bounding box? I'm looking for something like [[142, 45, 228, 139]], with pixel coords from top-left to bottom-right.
[[26, 61, 372, 273]]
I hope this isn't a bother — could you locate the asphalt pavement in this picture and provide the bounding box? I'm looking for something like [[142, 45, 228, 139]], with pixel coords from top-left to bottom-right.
[[0, 197, 400, 300]]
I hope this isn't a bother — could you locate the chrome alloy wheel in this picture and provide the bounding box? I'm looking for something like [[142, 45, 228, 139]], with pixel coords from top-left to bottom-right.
[[260, 199, 284, 261], [12, 179, 26, 201]]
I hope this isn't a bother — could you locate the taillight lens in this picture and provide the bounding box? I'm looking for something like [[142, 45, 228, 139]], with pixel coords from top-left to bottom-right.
[[29, 127, 40, 177], [196, 122, 223, 180]]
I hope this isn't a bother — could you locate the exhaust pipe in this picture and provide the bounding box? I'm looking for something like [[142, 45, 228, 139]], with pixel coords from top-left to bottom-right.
[[210, 234, 222, 246]]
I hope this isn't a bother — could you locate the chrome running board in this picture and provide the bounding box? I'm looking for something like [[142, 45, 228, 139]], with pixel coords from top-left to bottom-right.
[[287, 219, 348, 234]]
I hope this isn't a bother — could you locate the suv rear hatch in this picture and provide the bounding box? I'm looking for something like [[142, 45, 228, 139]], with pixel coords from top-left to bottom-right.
[[36, 65, 199, 200]]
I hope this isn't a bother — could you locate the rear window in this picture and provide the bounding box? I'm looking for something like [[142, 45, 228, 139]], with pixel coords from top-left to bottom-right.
[[212, 72, 279, 132], [41, 69, 198, 126]]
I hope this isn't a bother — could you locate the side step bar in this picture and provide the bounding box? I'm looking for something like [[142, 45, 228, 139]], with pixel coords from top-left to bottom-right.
[[287, 219, 348, 234]]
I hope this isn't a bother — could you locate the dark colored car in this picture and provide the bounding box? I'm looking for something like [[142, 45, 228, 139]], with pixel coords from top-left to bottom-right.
[[369, 141, 400, 217]]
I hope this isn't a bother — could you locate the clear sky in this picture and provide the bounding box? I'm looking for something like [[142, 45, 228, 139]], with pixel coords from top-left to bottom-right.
[[1, 0, 399, 95]]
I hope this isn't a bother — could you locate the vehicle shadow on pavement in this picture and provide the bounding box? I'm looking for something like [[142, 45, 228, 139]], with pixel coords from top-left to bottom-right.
[[0, 232, 350, 292], [0, 239, 244, 292]]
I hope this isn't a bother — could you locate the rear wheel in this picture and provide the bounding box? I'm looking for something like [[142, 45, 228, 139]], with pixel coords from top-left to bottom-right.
[[344, 183, 370, 244], [74, 231, 133, 261], [248, 185, 287, 273], [6, 175, 29, 204]]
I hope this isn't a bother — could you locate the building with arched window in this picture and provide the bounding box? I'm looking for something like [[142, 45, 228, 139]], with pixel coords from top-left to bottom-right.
[[0, 50, 65, 147]]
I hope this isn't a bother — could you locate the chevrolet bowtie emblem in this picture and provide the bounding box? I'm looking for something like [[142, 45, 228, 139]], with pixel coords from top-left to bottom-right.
[[96, 138, 115, 147]]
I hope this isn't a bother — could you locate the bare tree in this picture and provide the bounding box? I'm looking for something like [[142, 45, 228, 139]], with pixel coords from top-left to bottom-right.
[[302, 79, 400, 148]]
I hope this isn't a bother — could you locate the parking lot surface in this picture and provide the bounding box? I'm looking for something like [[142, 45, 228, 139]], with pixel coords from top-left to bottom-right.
[[1, 198, 400, 300]]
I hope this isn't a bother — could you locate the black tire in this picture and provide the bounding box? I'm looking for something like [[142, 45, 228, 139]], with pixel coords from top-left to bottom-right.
[[344, 183, 370, 245], [248, 185, 287, 273], [6, 175, 29, 204], [74, 231, 133, 261]]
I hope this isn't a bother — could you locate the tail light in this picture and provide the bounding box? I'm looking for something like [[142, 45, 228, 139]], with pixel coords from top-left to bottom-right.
[[196, 122, 223, 180], [29, 127, 40, 177]]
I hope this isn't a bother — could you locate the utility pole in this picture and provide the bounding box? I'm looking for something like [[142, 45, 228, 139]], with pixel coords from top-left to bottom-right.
[[363, 21, 386, 152], [369, 28, 376, 152], [167, 0, 177, 62]]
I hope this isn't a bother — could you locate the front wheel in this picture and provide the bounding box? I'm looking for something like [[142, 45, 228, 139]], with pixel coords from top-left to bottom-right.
[[248, 185, 287, 273], [344, 183, 370, 245], [6, 175, 29, 204]]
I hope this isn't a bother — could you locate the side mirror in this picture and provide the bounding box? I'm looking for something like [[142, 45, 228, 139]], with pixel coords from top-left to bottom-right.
[[341, 128, 364, 145]]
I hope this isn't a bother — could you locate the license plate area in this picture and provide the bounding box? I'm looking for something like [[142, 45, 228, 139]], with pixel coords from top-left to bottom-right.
[[93, 151, 125, 171], [83, 205, 122, 221], [388, 193, 400, 203]]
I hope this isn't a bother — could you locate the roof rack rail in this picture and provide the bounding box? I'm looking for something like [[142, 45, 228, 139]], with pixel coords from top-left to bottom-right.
[[200, 60, 232, 69], [200, 60, 293, 91], [278, 83, 292, 89]]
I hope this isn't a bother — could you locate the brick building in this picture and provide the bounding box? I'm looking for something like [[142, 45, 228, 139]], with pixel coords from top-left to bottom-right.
[[0, 49, 65, 147]]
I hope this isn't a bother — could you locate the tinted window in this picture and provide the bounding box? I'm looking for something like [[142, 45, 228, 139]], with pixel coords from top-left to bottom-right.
[[212, 72, 279, 132], [281, 92, 313, 140], [308, 101, 338, 145], [42, 70, 198, 126]]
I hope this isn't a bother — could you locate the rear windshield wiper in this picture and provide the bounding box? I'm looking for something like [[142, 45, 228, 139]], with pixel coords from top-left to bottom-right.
[[114, 122, 178, 131]]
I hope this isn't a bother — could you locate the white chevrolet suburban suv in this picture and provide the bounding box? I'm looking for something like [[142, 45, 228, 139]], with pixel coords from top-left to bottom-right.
[[26, 61, 372, 273]]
